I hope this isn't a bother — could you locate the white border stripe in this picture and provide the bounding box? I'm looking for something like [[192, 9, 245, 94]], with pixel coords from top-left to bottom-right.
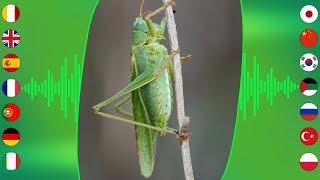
[[6, 152, 16, 170], [7, 5, 16, 22], [7, 79, 16, 97]]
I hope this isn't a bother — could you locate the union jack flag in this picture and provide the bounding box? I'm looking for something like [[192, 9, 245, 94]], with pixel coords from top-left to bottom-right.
[[2, 29, 20, 48]]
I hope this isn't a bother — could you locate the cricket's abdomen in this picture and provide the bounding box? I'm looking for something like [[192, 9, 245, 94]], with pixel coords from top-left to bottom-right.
[[130, 67, 172, 178], [140, 70, 173, 128], [130, 43, 172, 178], [133, 42, 173, 128]]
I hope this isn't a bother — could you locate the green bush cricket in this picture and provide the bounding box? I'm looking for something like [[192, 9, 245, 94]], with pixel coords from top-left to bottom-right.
[[93, 0, 190, 178]]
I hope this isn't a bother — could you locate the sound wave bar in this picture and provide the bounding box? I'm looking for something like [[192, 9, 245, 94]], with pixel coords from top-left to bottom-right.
[[21, 53, 297, 121], [238, 53, 298, 119], [21, 55, 83, 120]]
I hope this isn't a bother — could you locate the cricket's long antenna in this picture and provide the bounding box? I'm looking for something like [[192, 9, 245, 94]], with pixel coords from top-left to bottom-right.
[[140, 0, 145, 16]]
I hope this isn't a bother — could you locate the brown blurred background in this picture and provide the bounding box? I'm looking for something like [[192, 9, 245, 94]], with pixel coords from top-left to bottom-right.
[[79, 0, 241, 179]]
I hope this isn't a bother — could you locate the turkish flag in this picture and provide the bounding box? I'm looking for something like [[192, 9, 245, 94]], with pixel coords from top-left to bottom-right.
[[300, 127, 318, 145]]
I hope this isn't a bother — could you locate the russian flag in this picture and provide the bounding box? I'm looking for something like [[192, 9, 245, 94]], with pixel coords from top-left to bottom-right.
[[2, 79, 20, 97], [300, 103, 318, 121]]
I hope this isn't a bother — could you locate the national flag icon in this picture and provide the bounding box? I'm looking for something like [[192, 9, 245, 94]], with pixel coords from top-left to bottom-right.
[[2, 128, 20, 147], [2, 54, 20, 72], [300, 127, 318, 145], [300, 53, 318, 72], [300, 153, 318, 171], [300, 103, 318, 121], [2, 5, 20, 23], [3, 103, 20, 122], [2, 79, 21, 97], [2, 29, 20, 48], [300, 5, 318, 23], [300, 29, 318, 48], [3, 152, 20, 170], [300, 78, 318, 96]]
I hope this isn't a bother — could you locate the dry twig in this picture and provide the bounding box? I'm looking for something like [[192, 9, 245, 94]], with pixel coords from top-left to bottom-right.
[[161, 1, 195, 179]]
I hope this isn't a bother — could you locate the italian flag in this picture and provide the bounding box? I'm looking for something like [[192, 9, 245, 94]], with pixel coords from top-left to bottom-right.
[[4, 152, 20, 170], [2, 5, 20, 23]]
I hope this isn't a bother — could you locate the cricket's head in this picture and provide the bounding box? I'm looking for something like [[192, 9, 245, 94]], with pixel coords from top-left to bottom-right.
[[133, 17, 149, 32], [133, 17, 165, 42]]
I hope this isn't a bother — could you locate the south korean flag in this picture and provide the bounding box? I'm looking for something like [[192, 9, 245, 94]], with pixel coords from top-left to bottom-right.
[[300, 5, 318, 23], [301, 53, 318, 72]]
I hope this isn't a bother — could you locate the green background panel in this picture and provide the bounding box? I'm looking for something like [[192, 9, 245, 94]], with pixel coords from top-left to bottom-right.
[[0, 0, 316, 179], [223, 0, 320, 179], [0, 0, 99, 179]]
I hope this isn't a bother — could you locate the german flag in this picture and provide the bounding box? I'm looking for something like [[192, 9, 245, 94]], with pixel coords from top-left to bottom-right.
[[2, 128, 20, 147], [3, 103, 20, 122], [2, 54, 20, 72]]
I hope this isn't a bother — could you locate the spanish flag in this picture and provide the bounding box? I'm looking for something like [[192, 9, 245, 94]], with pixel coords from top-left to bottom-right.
[[2, 128, 20, 147], [2, 54, 20, 72], [2, 5, 20, 23]]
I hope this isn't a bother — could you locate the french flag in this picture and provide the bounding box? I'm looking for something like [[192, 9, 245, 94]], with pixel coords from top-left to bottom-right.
[[2, 79, 20, 97]]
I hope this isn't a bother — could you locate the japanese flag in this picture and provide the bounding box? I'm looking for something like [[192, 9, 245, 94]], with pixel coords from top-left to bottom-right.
[[300, 5, 318, 23]]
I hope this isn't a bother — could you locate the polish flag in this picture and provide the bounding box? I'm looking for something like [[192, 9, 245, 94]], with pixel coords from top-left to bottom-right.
[[300, 153, 318, 171]]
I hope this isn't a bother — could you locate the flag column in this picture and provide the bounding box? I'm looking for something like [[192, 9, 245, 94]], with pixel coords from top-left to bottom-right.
[[1, 4, 22, 171], [299, 4, 319, 172]]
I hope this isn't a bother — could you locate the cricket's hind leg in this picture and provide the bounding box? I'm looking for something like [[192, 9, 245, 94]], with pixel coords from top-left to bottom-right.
[[93, 58, 178, 136], [113, 95, 133, 119], [94, 95, 176, 135]]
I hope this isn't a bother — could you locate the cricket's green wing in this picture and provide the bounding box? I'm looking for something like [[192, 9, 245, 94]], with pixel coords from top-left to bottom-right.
[[131, 54, 158, 178]]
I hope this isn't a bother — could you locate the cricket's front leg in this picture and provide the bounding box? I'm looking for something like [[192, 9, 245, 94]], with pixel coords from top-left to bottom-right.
[[180, 54, 192, 62], [167, 51, 192, 79], [144, 1, 175, 36], [171, 48, 192, 62], [160, 17, 167, 32], [145, 0, 176, 20]]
